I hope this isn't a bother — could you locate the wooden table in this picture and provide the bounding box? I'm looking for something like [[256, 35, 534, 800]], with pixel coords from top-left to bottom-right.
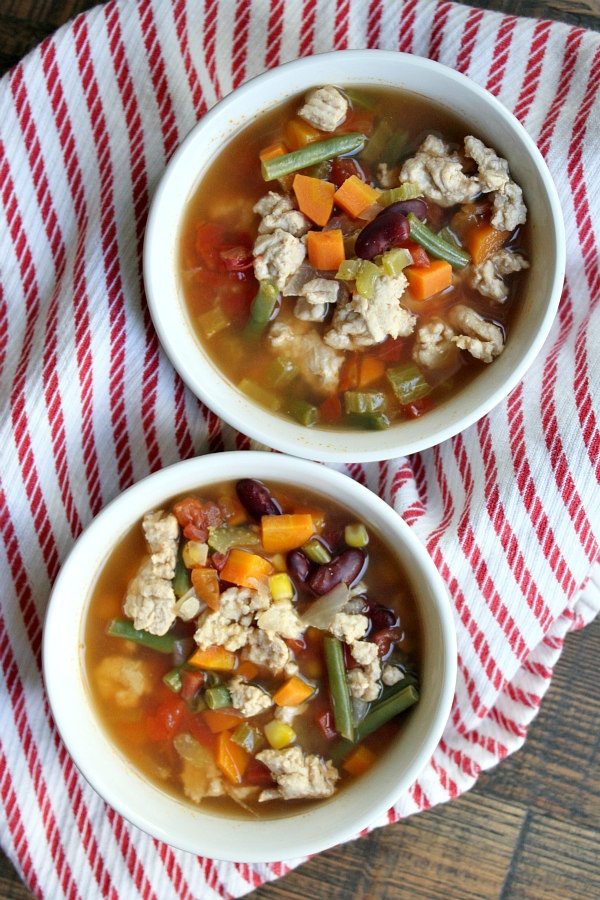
[[1, 2, 598, 898]]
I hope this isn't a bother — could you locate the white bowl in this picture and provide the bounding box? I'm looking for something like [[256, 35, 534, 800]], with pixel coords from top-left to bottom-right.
[[144, 49, 564, 463], [44, 452, 456, 862]]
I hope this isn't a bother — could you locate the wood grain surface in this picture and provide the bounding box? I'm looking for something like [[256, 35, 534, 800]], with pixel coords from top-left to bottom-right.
[[1, 2, 598, 898]]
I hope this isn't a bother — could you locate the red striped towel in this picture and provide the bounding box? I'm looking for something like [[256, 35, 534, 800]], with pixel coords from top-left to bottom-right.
[[1, 1, 599, 897]]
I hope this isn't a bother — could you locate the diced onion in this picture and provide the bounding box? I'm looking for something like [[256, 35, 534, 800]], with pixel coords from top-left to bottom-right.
[[300, 583, 350, 629]]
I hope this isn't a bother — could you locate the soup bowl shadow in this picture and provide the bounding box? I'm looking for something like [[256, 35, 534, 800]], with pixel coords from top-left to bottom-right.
[[43, 452, 456, 862], [144, 49, 564, 463]]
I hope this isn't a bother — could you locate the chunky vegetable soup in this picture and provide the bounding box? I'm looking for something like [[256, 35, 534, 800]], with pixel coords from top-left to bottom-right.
[[179, 85, 530, 431], [84, 479, 421, 817]]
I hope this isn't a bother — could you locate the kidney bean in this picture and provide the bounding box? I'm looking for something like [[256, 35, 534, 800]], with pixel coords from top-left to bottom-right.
[[307, 548, 366, 596], [330, 157, 370, 189], [320, 526, 346, 554], [287, 549, 311, 583], [368, 604, 398, 632], [236, 478, 282, 518], [354, 199, 428, 261], [370, 626, 402, 657]]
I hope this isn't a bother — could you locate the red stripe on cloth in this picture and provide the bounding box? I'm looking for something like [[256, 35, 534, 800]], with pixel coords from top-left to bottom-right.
[[454, 7, 484, 73], [172, 0, 208, 115], [205, 406, 225, 453], [537, 28, 584, 157], [333, 0, 351, 50], [366, 0, 383, 48], [153, 839, 194, 900], [0, 745, 40, 897], [106, 809, 159, 900], [231, 0, 252, 89], [513, 20, 552, 124], [439, 739, 482, 778], [203, 0, 222, 98], [428, 0, 452, 62], [265, 0, 285, 69], [138, 0, 179, 159], [485, 15, 517, 95], [299, 0, 318, 56], [398, 0, 418, 54]]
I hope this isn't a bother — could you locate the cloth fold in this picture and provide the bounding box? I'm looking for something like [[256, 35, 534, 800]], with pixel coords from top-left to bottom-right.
[[0, 1, 598, 897]]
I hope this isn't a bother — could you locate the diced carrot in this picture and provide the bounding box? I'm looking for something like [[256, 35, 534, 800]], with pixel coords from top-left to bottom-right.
[[187, 645, 237, 672], [218, 493, 247, 526], [343, 744, 377, 776], [191, 567, 220, 610], [201, 708, 243, 734], [333, 175, 380, 219], [357, 356, 385, 387], [306, 229, 345, 271], [273, 675, 315, 707], [293, 506, 326, 529], [284, 117, 323, 150], [405, 259, 453, 300], [220, 548, 274, 587], [261, 514, 316, 553], [466, 222, 510, 265], [236, 660, 260, 681], [338, 355, 360, 391], [215, 731, 250, 784], [259, 140, 288, 162], [293, 174, 335, 226], [318, 392, 343, 424]]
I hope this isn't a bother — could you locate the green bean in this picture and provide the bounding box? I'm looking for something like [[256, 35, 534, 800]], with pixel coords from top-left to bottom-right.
[[172, 542, 191, 599], [107, 619, 177, 654], [231, 722, 265, 753], [386, 363, 432, 405], [355, 684, 419, 741], [207, 524, 260, 554], [204, 685, 232, 709], [288, 398, 318, 427], [345, 412, 391, 431], [244, 280, 279, 339], [163, 667, 183, 693], [407, 213, 471, 269], [343, 391, 386, 416], [302, 537, 332, 564], [323, 636, 354, 742], [261, 133, 367, 181]]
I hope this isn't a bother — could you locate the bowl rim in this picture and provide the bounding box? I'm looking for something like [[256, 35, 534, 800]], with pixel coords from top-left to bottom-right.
[[43, 451, 457, 861], [144, 48, 565, 463]]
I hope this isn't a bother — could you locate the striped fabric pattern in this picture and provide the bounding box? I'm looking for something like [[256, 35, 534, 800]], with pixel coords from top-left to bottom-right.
[[1, 0, 599, 896]]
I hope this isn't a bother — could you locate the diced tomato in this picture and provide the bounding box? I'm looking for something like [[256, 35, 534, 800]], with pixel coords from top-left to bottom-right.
[[243, 758, 275, 787], [180, 669, 205, 703], [188, 713, 217, 750], [373, 336, 405, 363], [404, 396, 434, 419], [318, 393, 342, 424], [370, 626, 402, 658], [219, 275, 256, 324], [404, 241, 430, 268], [146, 698, 187, 742], [316, 709, 338, 741], [219, 246, 254, 271], [209, 551, 228, 572], [195, 222, 228, 270], [285, 638, 307, 655], [330, 157, 368, 189], [173, 496, 223, 542]]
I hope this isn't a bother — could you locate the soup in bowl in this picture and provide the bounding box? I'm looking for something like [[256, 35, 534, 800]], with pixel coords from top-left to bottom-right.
[[144, 51, 564, 462], [44, 453, 456, 860]]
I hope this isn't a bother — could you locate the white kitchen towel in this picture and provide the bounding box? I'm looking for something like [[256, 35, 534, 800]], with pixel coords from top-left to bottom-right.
[[0, 1, 598, 897]]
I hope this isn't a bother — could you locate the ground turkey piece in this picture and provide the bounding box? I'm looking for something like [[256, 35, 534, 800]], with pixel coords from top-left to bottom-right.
[[193, 610, 249, 652], [376, 162, 399, 189], [350, 640, 379, 666], [298, 85, 348, 132], [293, 297, 328, 322], [181, 760, 224, 803], [294, 276, 339, 321], [347, 657, 382, 702], [256, 601, 304, 639], [253, 228, 306, 290], [142, 510, 179, 579], [244, 627, 291, 673], [254, 191, 310, 238], [218, 585, 271, 624], [412, 318, 459, 371], [268, 320, 343, 395], [124, 557, 177, 636], [490, 181, 528, 231], [325, 275, 415, 351], [463, 136, 527, 230], [175, 590, 202, 622], [95, 656, 151, 708], [228, 677, 273, 717], [400, 135, 481, 207], [274, 702, 307, 724], [449, 304, 505, 363], [467, 249, 529, 302], [382, 664, 404, 686], [256, 746, 340, 801], [330, 612, 369, 643]]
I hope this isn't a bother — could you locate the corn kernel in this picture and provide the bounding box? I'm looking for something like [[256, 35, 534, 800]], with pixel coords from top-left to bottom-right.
[[270, 553, 287, 572], [268, 572, 294, 602], [264, 720, 296, 750], [182, 540, 209, 568], [344, 523, 369, 548]]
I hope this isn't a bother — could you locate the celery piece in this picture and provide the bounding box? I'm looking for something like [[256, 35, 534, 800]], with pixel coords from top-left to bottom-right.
[[267, 357, 298, 389], [231, 722, 265, 754], [303, 160, 332, 180], [262, 133, 366, 181], [336, 258, 362, 281], [204, 685, 232, 709], [302, 537, 332, 565], [197, 306, 229, 339], [386, 362, 432, 405], [381, 248, 413, 277], [244, 280, 280, 339], [345, 412, 391, 430], [343, 390, 386, 415], [344, 524, 369, 548], [172, 542, 191, 598], [238, 378, 281, 411], [361, 120, 393, 164], [379, 182, 423, 206], [355, 260, 381, 299], [407, 213, 470, 268], [383, 129, 410, 165], [288, 398, 318, 428], [344, 88, 377, 110], [207, 523, 260, 554]]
